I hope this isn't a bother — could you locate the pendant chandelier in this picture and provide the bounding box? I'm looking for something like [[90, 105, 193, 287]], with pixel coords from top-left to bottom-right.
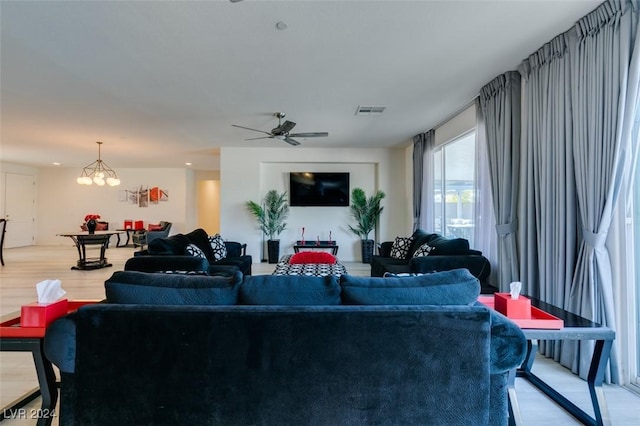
[[77, 141, 120, 186]]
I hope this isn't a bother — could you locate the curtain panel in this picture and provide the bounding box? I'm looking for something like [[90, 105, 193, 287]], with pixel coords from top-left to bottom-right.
[[517, 0, 639, 382], [567, 0, 639, 383], [413, 130, 435, 231], [478, 71, 522, 291]]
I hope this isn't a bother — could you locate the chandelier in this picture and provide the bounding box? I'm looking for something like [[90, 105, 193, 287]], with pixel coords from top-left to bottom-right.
[[77, 141, 121, 186]]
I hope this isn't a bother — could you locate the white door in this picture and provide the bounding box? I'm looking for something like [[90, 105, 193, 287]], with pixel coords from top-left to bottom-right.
[[4, 172, 36, 248]]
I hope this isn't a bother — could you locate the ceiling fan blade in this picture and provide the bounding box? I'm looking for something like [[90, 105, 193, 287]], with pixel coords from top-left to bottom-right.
[[273, 120, 297, 135], [232, 124, 273, 136], [245, 136, 273, 141], [284, 137, 301, 146], [288, 132, 329, 138]]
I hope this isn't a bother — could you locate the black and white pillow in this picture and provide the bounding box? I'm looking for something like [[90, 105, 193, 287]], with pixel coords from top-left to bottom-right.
[[413, 243, 434, 257], [390, 236, 413, 259], [185, 243, 207, 259], [208, 234, 227, 261]]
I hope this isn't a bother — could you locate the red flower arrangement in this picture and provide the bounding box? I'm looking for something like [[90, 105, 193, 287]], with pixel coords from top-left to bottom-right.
[[84, 214, 101, 222]]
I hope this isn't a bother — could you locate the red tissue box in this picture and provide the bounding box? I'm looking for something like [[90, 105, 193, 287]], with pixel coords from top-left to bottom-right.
[[494, 293, 531, 319], [134, 220, 144, 230], [124, 220, 133, 230], [21, 299, 69, 328]]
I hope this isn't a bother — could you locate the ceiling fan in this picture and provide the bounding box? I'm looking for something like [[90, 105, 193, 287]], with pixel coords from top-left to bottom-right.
[[232, 112, 328, 146]]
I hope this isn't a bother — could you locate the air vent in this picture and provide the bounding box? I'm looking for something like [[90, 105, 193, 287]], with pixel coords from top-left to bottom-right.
[[355, 106, 386, 116]]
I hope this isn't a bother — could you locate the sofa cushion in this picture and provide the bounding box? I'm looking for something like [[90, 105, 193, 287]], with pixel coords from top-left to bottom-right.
[[105, 270, 241, 305], [289, 251, 337, 264], [340, 268, 480, 305], [148, 233, 190, 255], [208, 234, 228, 260], [185, 243, 207, 258], [390, 236, 413, 259], [240, 275, 341, 305], [413, 242, 434, 257], [427, 234, 470, 255]]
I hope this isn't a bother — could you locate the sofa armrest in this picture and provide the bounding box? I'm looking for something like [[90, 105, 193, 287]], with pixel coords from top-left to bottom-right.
[[484, 307, 527, 374], [125, 255, 210, 274], [224, 241, 247, 257], [409, 255, 491, 282], [44, 313, 78, 374]]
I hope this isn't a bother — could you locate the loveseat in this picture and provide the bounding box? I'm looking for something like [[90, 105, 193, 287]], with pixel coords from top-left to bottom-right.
[[371, 229, 496, 293], [128, 228, 252, 276], [44, 269, 526, 426]]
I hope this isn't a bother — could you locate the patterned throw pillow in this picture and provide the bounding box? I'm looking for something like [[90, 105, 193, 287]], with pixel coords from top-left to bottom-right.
[[413, 243, 435, 257], [390, 236, 413, 259], [208, 234, 228, 261], [185, 243, 207, 258]]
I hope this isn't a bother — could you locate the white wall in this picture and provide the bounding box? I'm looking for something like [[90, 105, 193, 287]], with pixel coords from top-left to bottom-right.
[[220, 147, 410, 262], [35, 167, 195, 245]]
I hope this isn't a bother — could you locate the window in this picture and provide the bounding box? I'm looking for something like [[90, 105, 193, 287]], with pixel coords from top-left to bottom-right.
[[433, 131, 476, 246], [630, 108, 640, 393]]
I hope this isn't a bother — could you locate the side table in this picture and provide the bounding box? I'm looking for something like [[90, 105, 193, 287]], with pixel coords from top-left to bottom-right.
[[0, 300, 97, 425]]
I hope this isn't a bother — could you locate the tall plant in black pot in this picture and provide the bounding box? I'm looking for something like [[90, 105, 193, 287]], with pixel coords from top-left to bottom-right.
[[348, 187, 385, 263], [246, 190, 289, 264]]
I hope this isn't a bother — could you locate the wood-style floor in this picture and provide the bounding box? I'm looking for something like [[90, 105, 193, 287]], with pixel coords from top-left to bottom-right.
[[1, 245, 639, 425]]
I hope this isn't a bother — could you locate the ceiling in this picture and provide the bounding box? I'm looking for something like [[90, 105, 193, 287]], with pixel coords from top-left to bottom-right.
[[0, 0, 601, 170]]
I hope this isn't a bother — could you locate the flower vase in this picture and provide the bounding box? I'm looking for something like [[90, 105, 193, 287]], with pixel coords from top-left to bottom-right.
[[86, 219, 97, 234]]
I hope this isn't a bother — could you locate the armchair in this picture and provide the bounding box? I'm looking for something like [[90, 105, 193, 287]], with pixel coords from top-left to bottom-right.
[[133, 221, 172, 250]]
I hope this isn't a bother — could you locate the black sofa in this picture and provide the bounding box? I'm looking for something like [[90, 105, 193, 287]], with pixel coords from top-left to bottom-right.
[[371, 229, 496, 293], [128, 228, 252, 276], [44, 269, 526, 426]]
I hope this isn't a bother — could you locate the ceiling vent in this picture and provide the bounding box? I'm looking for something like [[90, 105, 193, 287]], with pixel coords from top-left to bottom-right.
[[355, 106, 386, 116]]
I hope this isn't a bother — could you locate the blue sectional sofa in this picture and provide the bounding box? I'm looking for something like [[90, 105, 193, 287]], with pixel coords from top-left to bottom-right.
[[44, 269, 526, 426]]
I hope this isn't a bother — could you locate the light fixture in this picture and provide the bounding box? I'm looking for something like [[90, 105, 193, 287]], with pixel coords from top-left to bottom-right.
[[77, 141, 120, 186]]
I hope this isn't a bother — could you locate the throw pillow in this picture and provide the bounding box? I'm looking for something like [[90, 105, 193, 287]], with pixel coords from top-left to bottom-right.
[[208, 234, 228, 261], [340, 268, 480, 305], [148, 224, 163, 231], [185, 243, 207, 259], [289, 251, 337, 264], [413, 243, 434, 257], [390, 236, 413, 259]]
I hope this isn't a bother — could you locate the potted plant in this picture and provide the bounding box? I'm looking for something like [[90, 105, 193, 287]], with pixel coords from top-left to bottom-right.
[[246, 190, 289, 263], [348, 187, 385, 263]]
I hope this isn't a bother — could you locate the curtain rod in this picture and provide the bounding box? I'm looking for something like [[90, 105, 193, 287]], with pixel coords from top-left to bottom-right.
[[428, 95, 478, 133]]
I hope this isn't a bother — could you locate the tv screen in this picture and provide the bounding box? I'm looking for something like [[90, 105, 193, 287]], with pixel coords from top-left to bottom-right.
[[289, 172, 350, 207]]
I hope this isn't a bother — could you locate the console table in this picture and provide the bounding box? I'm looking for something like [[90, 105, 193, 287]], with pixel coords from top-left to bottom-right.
[[478, 296, 615, 426], [293, 240, 339, 255], [58, 231, 122, 270]]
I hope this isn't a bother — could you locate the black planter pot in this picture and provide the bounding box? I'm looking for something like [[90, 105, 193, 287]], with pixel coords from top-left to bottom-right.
[[86, 219, 97, 234], [267, 240, 280, 264], [361, 239, 374, 264]]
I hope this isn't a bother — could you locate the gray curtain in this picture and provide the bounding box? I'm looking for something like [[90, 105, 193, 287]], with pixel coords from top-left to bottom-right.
[[478, 71, 521, 291], [566, 0, 639, 383], [413, 130, 435, 231], [518, 34, 578, 311]]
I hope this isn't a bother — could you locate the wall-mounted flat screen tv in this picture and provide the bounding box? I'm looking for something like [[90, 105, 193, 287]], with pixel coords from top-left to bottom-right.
[[289, 172, 350, 207]]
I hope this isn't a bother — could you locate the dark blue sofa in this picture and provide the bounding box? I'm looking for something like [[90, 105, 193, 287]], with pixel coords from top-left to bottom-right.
[[44, 269, 526, 426], [128, 228, 252, 276], [371, 229, 496, 293]]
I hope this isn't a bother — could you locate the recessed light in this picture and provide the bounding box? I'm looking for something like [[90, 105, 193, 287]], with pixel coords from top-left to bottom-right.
[[185, 162, 192, 166], [53, 162, 61, 166]]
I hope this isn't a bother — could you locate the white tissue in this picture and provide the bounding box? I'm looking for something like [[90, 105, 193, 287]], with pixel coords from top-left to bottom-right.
[[509, 281, 522, 300], [36, 279, 66, 304]]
